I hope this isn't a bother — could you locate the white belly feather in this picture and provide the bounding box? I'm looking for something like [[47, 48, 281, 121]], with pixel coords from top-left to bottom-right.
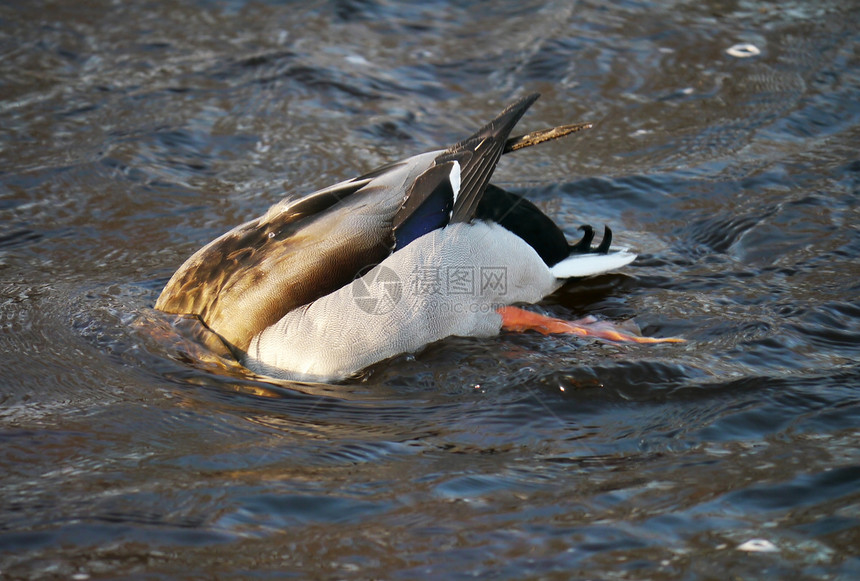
[[244, 221, 561, 382]]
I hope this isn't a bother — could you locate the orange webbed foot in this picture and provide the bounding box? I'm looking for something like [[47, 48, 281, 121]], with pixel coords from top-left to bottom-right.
[[497, 306, 684, 344]]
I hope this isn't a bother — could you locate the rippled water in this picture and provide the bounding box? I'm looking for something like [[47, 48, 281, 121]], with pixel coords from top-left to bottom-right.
[[2, 0, 859, 578]]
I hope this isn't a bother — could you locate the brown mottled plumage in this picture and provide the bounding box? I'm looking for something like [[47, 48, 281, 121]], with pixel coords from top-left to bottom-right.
[[154, 175, 394, 353]]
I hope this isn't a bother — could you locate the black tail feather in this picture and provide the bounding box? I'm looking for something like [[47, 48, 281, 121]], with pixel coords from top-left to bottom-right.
[[571, 225, 595, 253], [596, 226, 612, 254]]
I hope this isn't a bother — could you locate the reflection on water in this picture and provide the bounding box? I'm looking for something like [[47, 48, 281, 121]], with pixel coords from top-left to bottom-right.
[[2, 0, 859, 578]]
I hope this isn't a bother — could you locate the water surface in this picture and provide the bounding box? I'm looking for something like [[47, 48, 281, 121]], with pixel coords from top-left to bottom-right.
[[2, 0, 859, 578]]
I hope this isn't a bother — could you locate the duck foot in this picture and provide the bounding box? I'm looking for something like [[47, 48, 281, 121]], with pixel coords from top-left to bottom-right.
[[498, 306, 684, 344]]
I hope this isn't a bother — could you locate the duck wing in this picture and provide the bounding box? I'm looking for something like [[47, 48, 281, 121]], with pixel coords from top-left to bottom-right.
[[446, 93, 540, 222], [154, 158, 433, 354], [390, 93, 542, 248]]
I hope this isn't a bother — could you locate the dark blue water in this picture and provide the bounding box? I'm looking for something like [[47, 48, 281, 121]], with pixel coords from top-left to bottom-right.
[[2, 0, 859, 578]]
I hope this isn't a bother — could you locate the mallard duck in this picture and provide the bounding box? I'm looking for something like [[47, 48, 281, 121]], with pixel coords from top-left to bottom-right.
[[156, 93, 680, 382]]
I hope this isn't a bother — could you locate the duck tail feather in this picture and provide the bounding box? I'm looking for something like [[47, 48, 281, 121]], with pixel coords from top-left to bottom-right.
[[549, 250, 637, 279]]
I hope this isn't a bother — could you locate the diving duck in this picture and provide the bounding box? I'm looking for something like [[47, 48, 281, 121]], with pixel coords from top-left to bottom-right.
[[156, 93, 680, 382]]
